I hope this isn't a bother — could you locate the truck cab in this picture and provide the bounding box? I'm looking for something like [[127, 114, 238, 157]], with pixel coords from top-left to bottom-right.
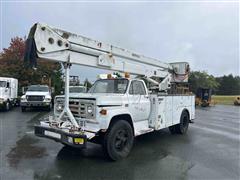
[[0, 77, 18, 111], [20, 85, 52, 112], [54, 77, 150, 130]]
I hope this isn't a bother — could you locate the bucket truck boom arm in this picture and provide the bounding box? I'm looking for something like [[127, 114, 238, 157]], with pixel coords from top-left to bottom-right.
[[24, 23, 190, 128], [24, 23, 187, 82]]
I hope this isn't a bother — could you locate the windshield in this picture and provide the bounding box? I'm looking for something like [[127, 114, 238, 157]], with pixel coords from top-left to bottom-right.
[[0, 81, 7, 87], [27, 85, 49, 92], [88, 79, 128, 94], [69, 86, 86, 93]]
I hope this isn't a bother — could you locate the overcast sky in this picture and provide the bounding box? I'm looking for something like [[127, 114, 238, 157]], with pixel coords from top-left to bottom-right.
[[1, 1, 239, 82]]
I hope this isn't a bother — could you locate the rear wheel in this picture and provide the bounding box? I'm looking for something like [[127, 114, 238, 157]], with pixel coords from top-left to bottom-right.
[[103, 120, 134, 161], [169, 110, 189, 135], [175, 111, 189, 134]]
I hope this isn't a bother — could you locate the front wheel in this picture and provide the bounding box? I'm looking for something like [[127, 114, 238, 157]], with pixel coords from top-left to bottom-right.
[[103, 120, 134, 161]]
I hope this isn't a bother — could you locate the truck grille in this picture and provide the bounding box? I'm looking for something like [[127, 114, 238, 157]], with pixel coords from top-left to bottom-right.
[[69, 99, 95, 119], [27, 95, 44, 101]]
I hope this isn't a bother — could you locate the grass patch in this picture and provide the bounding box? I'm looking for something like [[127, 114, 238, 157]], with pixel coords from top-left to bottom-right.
[[212, 95, 240, 105]]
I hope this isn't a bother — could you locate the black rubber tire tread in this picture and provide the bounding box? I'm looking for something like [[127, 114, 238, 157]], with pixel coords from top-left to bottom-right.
[[175, 110, 189, 134], [103, 120, 134, 161]]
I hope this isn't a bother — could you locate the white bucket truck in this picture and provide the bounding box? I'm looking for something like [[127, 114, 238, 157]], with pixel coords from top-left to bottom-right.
[[24, 23, 195, 160], [0, 77, 18, 111]]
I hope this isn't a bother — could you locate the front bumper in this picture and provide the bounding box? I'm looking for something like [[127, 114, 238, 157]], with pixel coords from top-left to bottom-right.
[[21, 101, 50, 107], [35, 125, 87, 148]]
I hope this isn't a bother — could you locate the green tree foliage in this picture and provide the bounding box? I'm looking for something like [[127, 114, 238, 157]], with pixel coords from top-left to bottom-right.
[[189, 71, 219, 94], [216, 75, 240, 95], [0, 37, 63, 95]]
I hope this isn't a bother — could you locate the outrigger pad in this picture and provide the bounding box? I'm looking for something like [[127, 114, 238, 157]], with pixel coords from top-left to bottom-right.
[[24, 24, 38, 68]]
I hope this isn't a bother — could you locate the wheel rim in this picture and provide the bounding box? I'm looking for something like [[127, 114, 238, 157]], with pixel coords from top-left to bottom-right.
[[114, 129, 129, 151]]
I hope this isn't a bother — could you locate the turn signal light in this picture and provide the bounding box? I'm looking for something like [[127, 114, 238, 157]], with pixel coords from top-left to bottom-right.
[[100, 109, 107, 115], [125, 72, 130, 78], [107, 74, 112, 79]]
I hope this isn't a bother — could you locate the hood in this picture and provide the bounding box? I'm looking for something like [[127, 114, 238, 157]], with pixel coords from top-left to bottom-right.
[[56, 93, 125, 106], [25, 91, 50, 96]]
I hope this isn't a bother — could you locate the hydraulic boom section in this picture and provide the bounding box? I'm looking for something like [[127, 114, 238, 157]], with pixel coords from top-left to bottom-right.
[[25, 23, 189, 91]]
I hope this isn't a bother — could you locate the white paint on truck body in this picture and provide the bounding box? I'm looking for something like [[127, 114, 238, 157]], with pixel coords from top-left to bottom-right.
[[54, 78, 195, 138], [0, 77, 18, 108]]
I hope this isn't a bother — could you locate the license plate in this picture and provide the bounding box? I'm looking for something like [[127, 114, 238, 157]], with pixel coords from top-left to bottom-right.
[[44, 130, 61, 139], [74, 138, 84, 144]]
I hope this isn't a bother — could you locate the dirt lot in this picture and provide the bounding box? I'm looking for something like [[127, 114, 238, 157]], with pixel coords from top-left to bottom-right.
[[0, 105, 239, 180]]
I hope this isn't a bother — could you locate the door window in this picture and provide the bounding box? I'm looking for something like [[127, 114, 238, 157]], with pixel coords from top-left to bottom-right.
[[129, 81, 146, 95]]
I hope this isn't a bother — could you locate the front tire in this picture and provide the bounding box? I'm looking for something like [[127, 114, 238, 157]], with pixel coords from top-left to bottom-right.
[[103, 120, 134, 161]]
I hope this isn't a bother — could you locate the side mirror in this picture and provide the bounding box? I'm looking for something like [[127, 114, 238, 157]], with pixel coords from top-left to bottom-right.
[[60, 91, 63, 95], [6, 82, 10, 88]]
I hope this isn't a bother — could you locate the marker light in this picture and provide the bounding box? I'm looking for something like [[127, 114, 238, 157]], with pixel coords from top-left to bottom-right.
[[125, 72, 130, 78], [100, 109, 107, 115]]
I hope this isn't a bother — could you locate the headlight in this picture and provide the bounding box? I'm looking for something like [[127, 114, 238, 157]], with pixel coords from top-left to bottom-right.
[[87, 106, 93, 114], [21, 96, 26, 101], [56, 104, 64, 111], [45, 98, 51, 101]]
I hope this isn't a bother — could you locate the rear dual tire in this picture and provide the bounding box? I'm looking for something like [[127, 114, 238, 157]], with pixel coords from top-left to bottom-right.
[[103, 120, 134, 161]]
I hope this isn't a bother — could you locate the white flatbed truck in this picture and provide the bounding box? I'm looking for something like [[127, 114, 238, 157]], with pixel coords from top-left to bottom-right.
[[24, 23, 195, 160]]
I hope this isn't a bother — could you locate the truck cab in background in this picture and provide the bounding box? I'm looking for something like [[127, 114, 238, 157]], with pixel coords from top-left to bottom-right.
[[69, 86, 87, 94], [20, 85, 52, 112], [0, 77, 18, 111]]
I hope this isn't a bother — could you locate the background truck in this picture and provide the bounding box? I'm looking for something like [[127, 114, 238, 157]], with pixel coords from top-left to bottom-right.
[[195, 88, 213, 107], [20, 84, 52, 112], [25, 23, 195, 160], [0, 77, 18, 111]]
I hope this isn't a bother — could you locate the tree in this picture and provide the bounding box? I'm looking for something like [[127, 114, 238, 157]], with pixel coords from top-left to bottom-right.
[[216, 75, 240, 95], [0, 37, 63, 95], [189, 71, 219, 94], [83, 78, 92, 90]]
